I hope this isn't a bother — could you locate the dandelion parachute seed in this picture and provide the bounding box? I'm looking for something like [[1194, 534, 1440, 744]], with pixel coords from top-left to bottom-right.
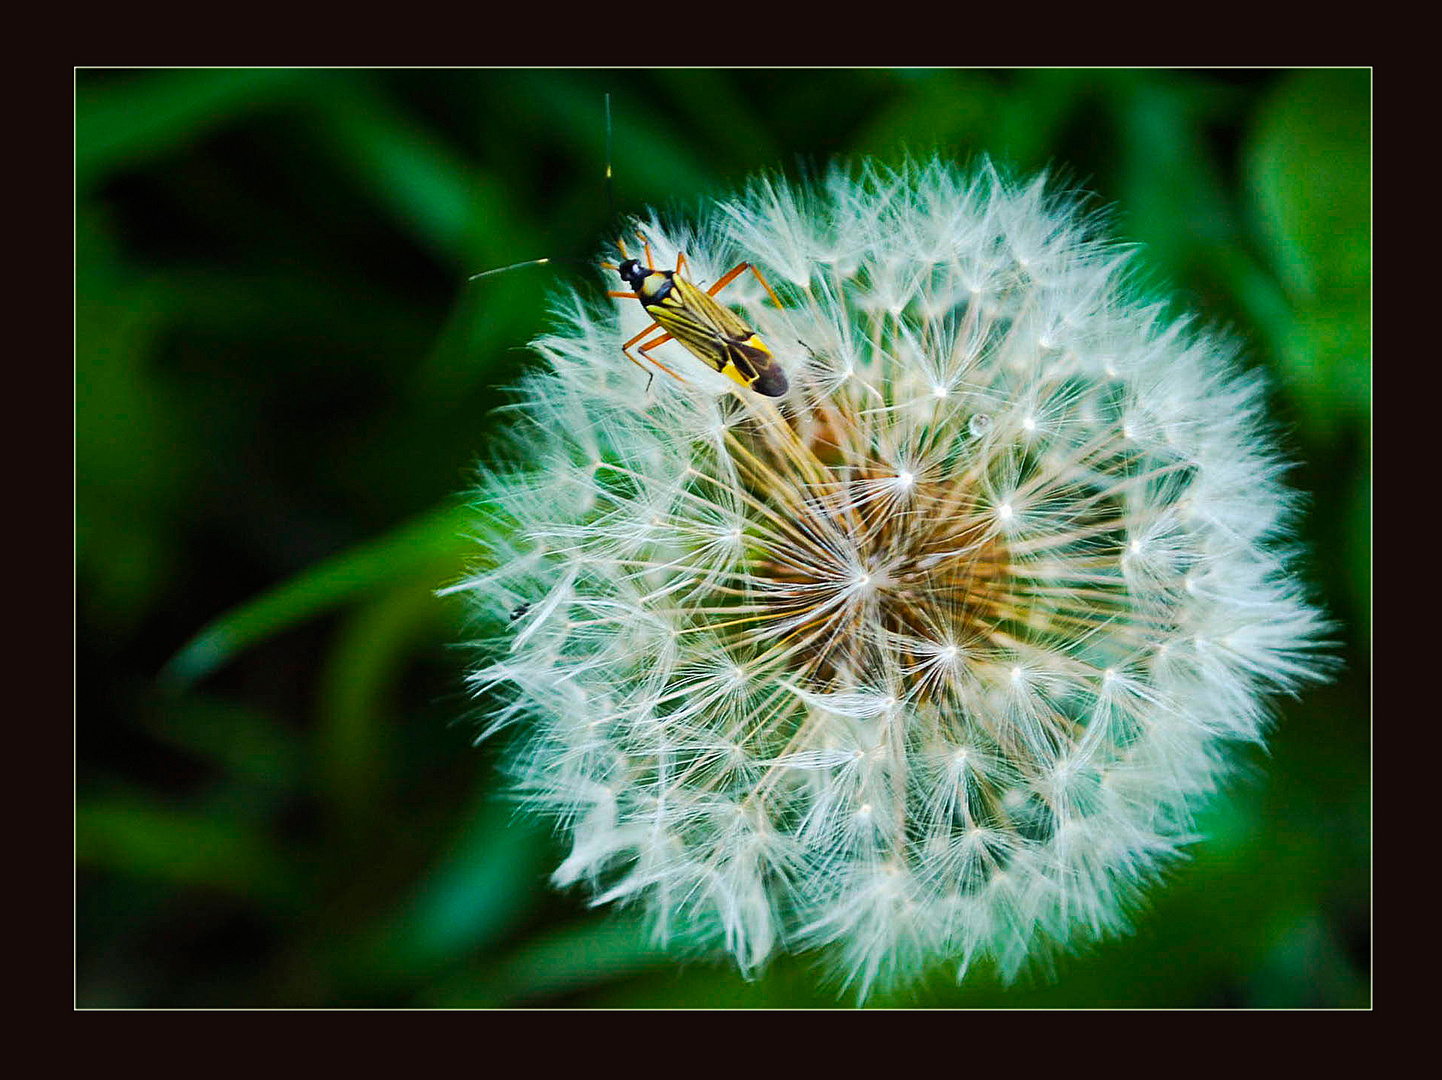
[[453, 159, 1331, 1001]]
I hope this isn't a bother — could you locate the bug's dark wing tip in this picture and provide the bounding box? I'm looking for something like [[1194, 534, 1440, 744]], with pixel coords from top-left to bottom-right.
[[753, 367, 789, 397]]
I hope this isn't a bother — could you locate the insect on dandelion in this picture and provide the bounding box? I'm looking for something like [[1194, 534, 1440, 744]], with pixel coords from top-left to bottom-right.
[[449, 158, 1332, 1001]]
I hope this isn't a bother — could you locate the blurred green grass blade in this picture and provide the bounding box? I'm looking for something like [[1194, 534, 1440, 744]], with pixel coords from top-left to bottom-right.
[[147, 696, 304, 790], [993, 69, 1092, 168], [424, 913, 672, 1006], [77, 796, 298, 904], [1244, 69, 1371, 440], [849, 70, 997, 163], [381, 801, 549, 966], [316, 584, 453, 827], [160, 501, 484, 691], [1348, 465, 1371, 648], [1111, 72, 1236, 278], [577, 954, 842, 1009], [308, 80, 481, 265], [76, 69, 305, 190], [319, 799, 552, 992], [1246, 70, 1370, 304], [76, 210, 190, 632], [650, 69, 783, 172], [1250, 911, 1369, 1008]]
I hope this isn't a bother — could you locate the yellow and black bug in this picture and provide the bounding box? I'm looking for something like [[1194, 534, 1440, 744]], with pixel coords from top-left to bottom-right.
[[606, 235, 788, 397], [471, 95, 790, 398]]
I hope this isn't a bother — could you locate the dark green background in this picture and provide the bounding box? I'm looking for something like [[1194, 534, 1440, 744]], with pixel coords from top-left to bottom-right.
[[77, 68, 1370, 1008]]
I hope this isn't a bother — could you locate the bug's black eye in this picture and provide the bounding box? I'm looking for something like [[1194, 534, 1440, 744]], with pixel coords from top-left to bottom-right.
[[617, 259, 641, 285]]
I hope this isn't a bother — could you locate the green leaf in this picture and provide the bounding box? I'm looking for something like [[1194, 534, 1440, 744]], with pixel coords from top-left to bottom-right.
[[316, 584, 454, 827], [1245, 70, 1371, 439], [849, 70, 998, 163], [160, 501, 485, 690], [424, 913, 671, 1006], [308, 79, 486, 264], [76, 69, 305, 190], [146, 696, 303, 790], [383, 800, 550, 965], [76, 209, 191, 632], [1347, 460, 1371, 648], [320, 799, 553, 991], [77, 796, 298, 904], [1112, 72, 1237, 280]]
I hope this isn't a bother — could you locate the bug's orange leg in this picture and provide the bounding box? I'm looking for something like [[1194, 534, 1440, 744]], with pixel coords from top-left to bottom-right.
[[620, 348, 655, 382], [708, 261, 784, 309], [744, 262, 784, 309], [623, 322, 683, 381], [637, 232, 656, 270], [619, 346, 657, 394], [622, 322, 662, 352], [675, 250, 689, 278], [635, 332, 686, 383], [608, 290, 640, 299], [618, 335, 659, 386], [706, 262, 749, 297], [618, 330, 685, 393]]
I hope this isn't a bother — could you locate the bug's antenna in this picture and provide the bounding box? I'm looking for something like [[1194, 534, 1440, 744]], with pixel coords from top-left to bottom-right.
[[605, 92, 616, 223], [468, 99, 619, 287], [468, 257, 552, 282]]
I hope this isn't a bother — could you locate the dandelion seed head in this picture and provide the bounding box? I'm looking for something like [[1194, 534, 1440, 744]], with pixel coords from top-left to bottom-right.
[[458, 158, 1332, 1002]]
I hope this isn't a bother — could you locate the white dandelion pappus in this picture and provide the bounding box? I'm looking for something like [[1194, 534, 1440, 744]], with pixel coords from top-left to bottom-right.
[[453, 158, 1331, 1001]]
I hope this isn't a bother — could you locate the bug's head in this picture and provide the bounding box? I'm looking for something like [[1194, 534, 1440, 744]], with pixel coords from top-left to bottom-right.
[[616, 259, 648, 291]]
